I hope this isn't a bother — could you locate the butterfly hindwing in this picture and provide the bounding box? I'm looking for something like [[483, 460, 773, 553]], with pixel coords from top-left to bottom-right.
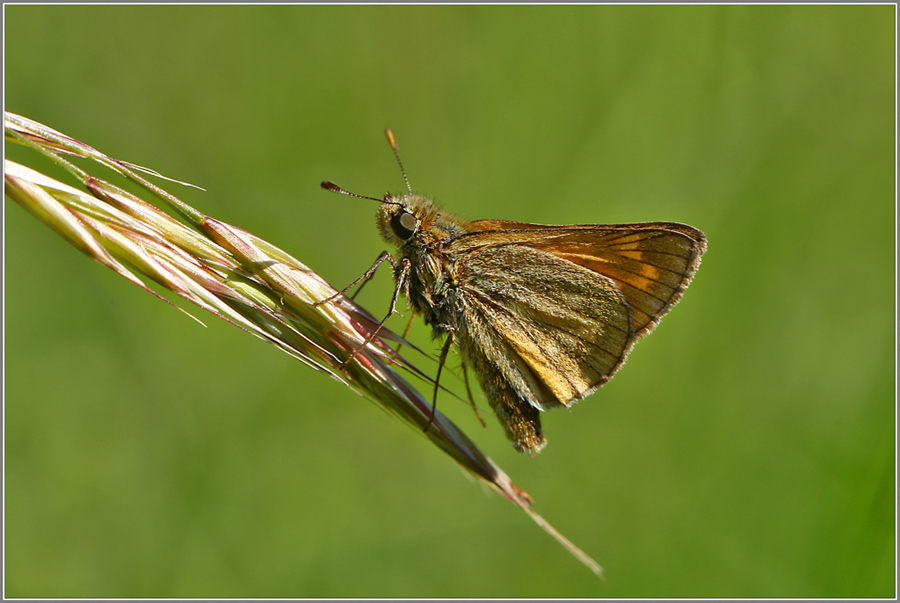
[[453, 243, 634, 408]]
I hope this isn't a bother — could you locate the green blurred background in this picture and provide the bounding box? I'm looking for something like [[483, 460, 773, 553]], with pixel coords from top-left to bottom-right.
[[4, 5, 894, 598]]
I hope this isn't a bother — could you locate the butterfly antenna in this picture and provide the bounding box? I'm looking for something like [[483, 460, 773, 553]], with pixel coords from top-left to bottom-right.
[[385, 128, 412, 195], [320, 180, 391, 204]]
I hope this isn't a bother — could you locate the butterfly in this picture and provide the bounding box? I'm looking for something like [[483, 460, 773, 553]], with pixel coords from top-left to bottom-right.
[[323, 130, 707, 453]]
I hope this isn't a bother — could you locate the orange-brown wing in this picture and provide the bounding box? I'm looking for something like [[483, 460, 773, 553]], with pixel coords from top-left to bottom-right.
[[452, 220, 706, 339], [453, 244, 635, 409]]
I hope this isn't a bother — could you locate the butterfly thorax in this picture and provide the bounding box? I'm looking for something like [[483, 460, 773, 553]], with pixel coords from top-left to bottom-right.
[[376, 194, 471, 334]]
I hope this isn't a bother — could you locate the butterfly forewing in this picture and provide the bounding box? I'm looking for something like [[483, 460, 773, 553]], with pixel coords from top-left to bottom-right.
[[458, 221, 706, 338]]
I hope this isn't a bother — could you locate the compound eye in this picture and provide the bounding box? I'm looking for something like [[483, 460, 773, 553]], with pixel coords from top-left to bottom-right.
[[391, 210, 418, 240]]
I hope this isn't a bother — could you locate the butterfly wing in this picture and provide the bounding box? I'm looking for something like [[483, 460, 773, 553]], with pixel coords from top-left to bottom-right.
[[447, 222, 705, 401], [442, 221, 705, 453], [450, 243, 635, 453], [453, 243, 635, 410], [458, 220, 707, 338]]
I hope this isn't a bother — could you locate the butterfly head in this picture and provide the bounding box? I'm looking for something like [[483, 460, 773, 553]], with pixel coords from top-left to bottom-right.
[[376, 194, 434, 248], [379, 192, 475, 251]]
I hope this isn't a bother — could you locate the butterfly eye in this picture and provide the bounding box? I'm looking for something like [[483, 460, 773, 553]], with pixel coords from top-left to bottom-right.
[[391, 210, 418, 240]]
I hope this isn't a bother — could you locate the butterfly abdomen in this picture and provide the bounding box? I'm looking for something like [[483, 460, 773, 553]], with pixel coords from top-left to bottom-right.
[[465, 341, 547, 454]]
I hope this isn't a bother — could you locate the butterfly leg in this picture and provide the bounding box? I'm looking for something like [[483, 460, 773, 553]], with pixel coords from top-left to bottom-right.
[[339, 257, 410, 368], [392, 314, 416, 356], [459, 360, 487, 428], [424, 329, 455, 433], [313, 250, 396, 307], [424, 332, 487, 433]]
